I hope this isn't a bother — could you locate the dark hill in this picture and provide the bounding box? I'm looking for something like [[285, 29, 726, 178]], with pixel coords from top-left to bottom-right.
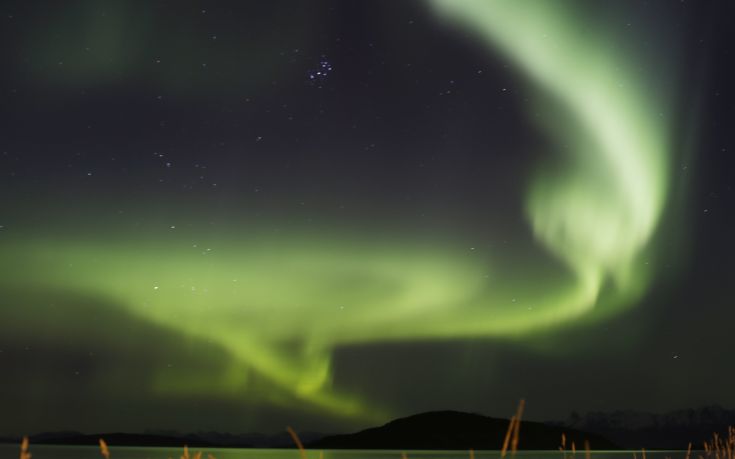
[[310, 411, 618, 450]]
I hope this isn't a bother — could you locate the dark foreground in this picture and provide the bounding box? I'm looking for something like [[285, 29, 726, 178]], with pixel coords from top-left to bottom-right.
[[0, 445, 692, 459]]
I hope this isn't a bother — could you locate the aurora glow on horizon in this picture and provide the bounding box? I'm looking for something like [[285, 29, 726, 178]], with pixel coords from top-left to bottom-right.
[[2, 0, 729, 436]]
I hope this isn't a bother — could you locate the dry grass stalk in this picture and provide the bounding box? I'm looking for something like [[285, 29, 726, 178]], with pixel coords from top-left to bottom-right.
[[401, 452, 409, 459], [511, 399, 525, 456], [181, 445, 189, 459], [686, 442, 693, 459], [584, 440, 591, 459], [501, 415, 516, 458], [287, 426, 308, 459], [99, 438, 110, 459], [319, 450, 324, 459], [20, 436, 31, 459], [560, 432, 567, 459], [207, 455, 217, 459], [705, 428, 735, 459], [642, 447, 647, 459], [469, 448, 475, 459], [193, 452, 202, 459]]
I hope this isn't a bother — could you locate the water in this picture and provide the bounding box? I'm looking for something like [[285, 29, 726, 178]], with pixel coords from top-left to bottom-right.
[[0, 445, 689, 459]]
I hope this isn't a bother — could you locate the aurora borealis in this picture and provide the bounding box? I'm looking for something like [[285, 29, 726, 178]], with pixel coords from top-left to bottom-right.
[[432, 0, 673, 326], [1, 0, 734, 436]]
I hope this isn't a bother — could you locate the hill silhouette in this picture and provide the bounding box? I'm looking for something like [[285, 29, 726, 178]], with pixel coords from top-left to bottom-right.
[[310, 410, 617, 450], [31, 432, 224, 448]]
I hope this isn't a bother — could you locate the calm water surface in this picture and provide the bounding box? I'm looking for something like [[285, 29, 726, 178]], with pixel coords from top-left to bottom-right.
[[0, 445, 690, 459]]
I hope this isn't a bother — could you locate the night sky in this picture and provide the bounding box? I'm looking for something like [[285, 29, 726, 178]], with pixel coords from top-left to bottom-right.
[[1, 0, 734, 436]]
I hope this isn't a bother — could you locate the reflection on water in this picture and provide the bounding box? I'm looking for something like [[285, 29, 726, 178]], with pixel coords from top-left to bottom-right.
[[0, 445, 690, 459]]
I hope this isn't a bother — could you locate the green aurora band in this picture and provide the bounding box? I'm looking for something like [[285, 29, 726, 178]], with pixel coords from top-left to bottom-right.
[[429, 0, 672, 324], [1, 1, 673, 421]]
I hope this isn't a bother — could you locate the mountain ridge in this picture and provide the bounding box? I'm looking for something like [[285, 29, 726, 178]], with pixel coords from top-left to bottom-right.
[[554, 405, 735, 449]]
